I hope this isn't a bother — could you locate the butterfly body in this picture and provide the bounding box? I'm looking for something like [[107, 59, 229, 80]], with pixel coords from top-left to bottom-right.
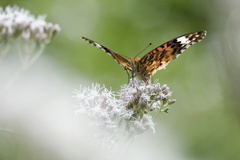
[[82, 31, 206, 83]]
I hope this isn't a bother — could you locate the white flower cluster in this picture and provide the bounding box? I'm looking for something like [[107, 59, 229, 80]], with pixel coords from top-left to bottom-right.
[[120, 78, 174, 120], [74, 79, 176, 144], [0, 5, 60, 69], [0, 6, 60, 44]]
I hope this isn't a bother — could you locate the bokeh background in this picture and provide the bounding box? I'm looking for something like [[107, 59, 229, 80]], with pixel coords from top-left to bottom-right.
[[0, 0, 240, 160]]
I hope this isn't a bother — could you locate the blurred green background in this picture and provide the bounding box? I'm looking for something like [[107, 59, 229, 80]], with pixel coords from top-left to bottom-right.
[[1, 0, 240, 160]]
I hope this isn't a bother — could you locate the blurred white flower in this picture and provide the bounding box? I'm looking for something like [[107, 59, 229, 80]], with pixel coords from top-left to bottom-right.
[[0, 5, 60, 94], [0, 5, 60, 66], [74, 78, 176, 145], [0, 6, 60, 43]]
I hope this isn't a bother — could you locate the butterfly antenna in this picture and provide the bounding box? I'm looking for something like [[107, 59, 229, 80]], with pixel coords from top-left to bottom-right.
[[134, 42, 152, 57]]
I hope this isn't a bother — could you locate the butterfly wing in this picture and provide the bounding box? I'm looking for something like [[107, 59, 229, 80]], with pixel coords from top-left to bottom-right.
[[82, 37, 132, 71], [138, 31, 207, 81]]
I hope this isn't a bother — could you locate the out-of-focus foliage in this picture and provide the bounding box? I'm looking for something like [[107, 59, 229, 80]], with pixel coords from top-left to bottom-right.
[[0, 0, 240, 160]]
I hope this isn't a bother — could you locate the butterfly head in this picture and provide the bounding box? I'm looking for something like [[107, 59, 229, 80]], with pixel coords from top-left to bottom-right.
[[130, 57, 140, 67], [129, 57, 140, 76]]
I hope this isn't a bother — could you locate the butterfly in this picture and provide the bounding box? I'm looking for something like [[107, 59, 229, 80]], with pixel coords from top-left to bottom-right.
[[82, 31, 206, 83]]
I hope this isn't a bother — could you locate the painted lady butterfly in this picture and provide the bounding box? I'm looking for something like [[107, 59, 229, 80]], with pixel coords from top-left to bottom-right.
[[82, 31, 206, 83]]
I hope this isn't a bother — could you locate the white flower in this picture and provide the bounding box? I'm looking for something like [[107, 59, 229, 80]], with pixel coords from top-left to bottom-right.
[[0, 5, 60, 43], [0, 5, 60, 67], [74, 78, 176, 145]]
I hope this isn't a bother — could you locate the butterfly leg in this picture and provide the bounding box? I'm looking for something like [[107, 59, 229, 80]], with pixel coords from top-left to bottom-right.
[[131, 70, 136, 86], [149, 77, 152, 84], [124, 67, 131, 84]]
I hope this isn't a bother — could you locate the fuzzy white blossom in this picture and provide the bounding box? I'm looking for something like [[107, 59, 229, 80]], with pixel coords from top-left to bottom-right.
[[0, 5, 60, 67], [0, 6, 60, 43], [74, 78, 176, 145], [0, 6, 60, 94]]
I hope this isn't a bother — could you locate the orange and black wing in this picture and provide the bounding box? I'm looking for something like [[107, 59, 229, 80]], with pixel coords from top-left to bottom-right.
[[82, 37, 132, 71], [139, 31, 207, 80]]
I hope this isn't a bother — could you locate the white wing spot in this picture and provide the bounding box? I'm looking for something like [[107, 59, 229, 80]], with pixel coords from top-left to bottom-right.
[[177, 36, 190, 44], [94, 43, 108, 52], [95, 43, 102, 49]]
